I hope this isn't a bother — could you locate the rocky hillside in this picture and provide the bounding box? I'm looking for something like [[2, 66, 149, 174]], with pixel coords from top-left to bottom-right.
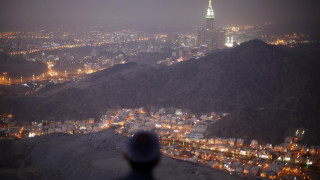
[[0, 53, 47, 78], [206, 41, 320, 145], [1, 40, 320, 145], [0, 130, 241, 180]]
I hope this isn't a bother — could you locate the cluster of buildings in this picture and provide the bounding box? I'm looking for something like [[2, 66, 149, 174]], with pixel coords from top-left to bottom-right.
[[0, 1, 224, 85], [0, 0, 318, 63], [2, 1, 317, 88], [27, 118, 102, 137], [0, 29, 175, 57], [0, 29, 202, 86], [222, 23, 319, 47], [100, 107, 226, 139], [1, 107, 320, 179], [100, 107, 319, 180], [161, 135, 318, 180], [0, 114, 104, 139], [157, 47, 207, 66], [0, 114, 24, 139], [265, 33, 315, 46]]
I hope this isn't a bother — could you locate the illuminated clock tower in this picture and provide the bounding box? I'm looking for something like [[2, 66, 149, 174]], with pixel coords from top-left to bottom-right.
[[205, 0, 214, 31], [197, 0, 225, 49]]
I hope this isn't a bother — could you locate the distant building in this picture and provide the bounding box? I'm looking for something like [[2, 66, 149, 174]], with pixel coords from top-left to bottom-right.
[[228, 138, 236, 146], [309, 146, 319, 155], [236, 139, 244, 147], [184, 36, 196, 48], [266, 144, 273, 149], [84, 63, 93, 74], [175, 109, 182, 116], [167, 33, 179, 43], [197, 0, 225, 49], [284, 152, 292, 161], [250, 140, 258, 148], [225, 36, 234, 47], [295, 128, 305, 140]]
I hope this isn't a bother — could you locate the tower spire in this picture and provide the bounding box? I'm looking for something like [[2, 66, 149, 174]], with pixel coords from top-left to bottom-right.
[[206, 0, 214, 19]]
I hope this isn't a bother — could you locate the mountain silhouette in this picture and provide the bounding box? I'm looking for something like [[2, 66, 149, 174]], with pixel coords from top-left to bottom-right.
[[1, 39, 320, 145], [0, 53, 47, 78]]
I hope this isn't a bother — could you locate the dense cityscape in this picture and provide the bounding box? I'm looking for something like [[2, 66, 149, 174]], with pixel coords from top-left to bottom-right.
[[1, 0, 320, 179], [0, 2, 318, 86], [0, 24, 317, 86]]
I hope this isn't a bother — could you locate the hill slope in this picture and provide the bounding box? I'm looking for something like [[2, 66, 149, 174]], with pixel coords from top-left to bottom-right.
[[0, 53, 47, 78], [1, 40, 320, 145], [0, 130, 241, 180]]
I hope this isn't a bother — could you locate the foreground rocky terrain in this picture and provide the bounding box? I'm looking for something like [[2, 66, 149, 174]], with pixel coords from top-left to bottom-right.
[[0, 130, 241, 180]]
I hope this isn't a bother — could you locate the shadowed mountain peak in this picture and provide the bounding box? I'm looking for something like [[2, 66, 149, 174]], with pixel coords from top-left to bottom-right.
[[1, 40, 320, 145]]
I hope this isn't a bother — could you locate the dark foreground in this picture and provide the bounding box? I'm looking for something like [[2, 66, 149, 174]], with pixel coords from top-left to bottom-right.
[[0, 130, 241, 180]]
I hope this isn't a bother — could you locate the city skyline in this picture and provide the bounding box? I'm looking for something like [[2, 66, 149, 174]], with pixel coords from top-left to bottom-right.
[[0, 0, 320, 30], [1, 1, 320, 179]]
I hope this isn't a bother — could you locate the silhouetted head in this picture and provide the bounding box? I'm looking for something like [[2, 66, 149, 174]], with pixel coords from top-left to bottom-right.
[[123, 131, 160, 173]]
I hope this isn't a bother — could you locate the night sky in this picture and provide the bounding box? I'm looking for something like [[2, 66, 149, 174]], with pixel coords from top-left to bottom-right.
[[0, 0, 319, 30]]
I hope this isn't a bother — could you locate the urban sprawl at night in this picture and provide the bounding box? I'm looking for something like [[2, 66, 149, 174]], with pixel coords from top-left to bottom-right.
[[1, 0, 320, 179]]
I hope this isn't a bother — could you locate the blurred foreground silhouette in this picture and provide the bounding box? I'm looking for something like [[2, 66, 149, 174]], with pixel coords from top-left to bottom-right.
[[120, 131, 160, 180]]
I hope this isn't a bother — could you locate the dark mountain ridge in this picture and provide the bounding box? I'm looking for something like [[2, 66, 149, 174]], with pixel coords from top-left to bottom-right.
[[1, 39, 320, 145], [0, 53, 47, 78]]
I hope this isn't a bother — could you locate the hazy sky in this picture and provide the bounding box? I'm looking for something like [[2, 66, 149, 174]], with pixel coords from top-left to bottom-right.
[[0, 0, 319, 30]]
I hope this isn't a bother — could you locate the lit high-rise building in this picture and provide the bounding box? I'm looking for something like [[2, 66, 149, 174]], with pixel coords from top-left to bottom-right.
[[197, 0, 225, 49], [206, 0, 214, 31]]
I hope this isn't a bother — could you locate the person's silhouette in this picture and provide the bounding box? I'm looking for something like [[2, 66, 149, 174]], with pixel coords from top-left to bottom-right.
[[120, 131, 160, 180]]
